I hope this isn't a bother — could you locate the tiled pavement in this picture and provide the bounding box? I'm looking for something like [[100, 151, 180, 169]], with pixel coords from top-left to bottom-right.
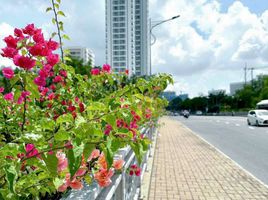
[[148, 117, 268, 200]]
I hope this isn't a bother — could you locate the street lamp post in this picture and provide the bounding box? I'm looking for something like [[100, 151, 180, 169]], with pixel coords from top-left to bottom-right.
[[149, 15, 180, 75]]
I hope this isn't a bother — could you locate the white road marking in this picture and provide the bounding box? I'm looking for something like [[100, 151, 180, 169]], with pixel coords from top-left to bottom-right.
[[248, 127, 255, 130], [225, 122, 230, 124], [235, 124, 240, 126], [216, 120, 220, 123]]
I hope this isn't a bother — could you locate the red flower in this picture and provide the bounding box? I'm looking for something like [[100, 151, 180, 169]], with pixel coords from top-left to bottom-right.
[[50, 84, 56, 91], [46, 53, 59, 66], [129, 164, 141, 176], [4, 92, 14, 101], [0, 87, 4, 93], [13, 55, 36, 70], [47, 39, 59, 51], [130, 121, 138, 129], [67, 105, 76, 112], [59, 70, 67, 77], [102, 64, 111, 73], [4, 35, 18, 48], [113, 159, 124, 170], [22, 24, 36, 36], [53, 75, 63, 83], [91, 68, 100, 75], [2, 67, 14, 79], [72, 111, 77, 119], [125, 69, 129, 75], [14, 28, 24, 38], [34, 76, 46, 87], [29, 43, 49, 57], [79, 102, 85, 113], [1, 47, 18, 58], [94, 168, 114, 187], [33, 32, 45, 43], [43, 64, 53, 72], [25, 144, 40, 158], [48, 93, 55, 100], [104, 124, 113, 135]]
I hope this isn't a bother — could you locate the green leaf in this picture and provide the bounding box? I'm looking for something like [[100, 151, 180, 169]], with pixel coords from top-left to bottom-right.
[[51, 32, 57, 38], [56, 0, 61, 4], [52, 18, 56, 25], [53, 177, 64, 189], [84, 174, 92, 185], [54, 131, 69, 141], [83, 143, 95, 161], [54, 3, 59, 9], [57, 11, 65, 17], [56, 114, 73, 125], [105, 114, 116, 128], [87, 102, 106, 111], [43, 153, 58, 177], [9, 74, 20, 86], [130, 142, 145, 165], [62, 34, 70, 40], [46, 7, 52, 12], [4, 165, 17, 194], [67, 149, 81, 178]]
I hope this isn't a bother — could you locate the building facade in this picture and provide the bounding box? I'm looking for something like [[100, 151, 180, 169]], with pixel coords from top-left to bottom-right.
[[105, 0, 149, 76], [65, 47, 95, 66]]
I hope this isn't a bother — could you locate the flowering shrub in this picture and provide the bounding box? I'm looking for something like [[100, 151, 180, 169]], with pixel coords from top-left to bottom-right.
[[0, 1, 172, 199]]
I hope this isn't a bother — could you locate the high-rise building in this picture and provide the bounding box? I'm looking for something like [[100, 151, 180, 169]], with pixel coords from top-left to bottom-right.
[[105, 0, 149, 76], [65, 47, 95, 66]]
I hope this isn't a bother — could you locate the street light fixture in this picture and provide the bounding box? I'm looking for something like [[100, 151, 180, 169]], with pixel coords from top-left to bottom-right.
[[149, 14, 180, 75]]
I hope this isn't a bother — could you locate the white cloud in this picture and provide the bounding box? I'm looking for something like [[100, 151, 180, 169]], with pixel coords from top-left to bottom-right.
[[0, 23, 14, 67], [151, 0, 268, 96]]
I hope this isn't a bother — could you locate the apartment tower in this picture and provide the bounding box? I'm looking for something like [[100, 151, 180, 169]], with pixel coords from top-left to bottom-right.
[[105, 0, 149, 76]]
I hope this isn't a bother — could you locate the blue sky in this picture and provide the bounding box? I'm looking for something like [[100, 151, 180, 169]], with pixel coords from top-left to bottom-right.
[[1, 0, 268, 97]]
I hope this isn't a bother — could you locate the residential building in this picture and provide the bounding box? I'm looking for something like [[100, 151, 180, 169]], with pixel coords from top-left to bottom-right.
[[105, 0, 149, 76], [65, 47, 95, 66], [230, 82, 245, 96]]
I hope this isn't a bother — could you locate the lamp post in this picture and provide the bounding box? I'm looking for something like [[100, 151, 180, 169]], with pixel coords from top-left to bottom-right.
[[149, 15, 180, 75]]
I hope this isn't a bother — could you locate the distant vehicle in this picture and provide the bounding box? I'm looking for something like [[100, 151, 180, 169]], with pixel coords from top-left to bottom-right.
[[183, 110, 190, 118], [247, 110, 268, 126], [257, 100, 268, 110], [196, 111, 202, 115]]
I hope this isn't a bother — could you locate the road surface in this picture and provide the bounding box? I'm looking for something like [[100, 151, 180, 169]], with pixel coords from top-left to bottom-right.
[[175, 115, 268, 185]]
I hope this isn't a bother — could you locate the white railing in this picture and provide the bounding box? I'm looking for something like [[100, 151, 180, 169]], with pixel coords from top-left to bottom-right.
[[62, 126, 155, 200]]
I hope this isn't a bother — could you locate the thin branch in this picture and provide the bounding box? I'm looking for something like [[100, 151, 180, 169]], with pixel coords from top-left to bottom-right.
[[51, 0, 64, 62]]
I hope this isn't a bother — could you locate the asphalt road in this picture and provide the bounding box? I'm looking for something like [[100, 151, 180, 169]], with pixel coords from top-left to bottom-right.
[[175, 115, 268, 185]]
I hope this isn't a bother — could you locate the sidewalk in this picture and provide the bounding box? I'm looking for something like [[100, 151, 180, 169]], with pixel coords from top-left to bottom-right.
[[147, 116, 268, 200]]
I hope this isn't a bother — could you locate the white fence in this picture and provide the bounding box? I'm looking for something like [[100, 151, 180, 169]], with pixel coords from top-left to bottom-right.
[[62, 127, 155, 200]]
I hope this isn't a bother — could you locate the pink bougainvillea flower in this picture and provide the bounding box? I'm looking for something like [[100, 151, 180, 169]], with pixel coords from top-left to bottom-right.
[[29, 43, 49, 57], [116, 119, 124, 128], [102, 64, 111, 73], [4, 92, 14, 101], [21, 91, 31, 98], [94, 168, 114, 187], [59, 70, 67, 78], [145, 108, 152, 119], [2, 67, 14, 79], [48, 92, 55, 100], [91, 68, 100, 75], [98, 153, 108, 169], [67, 105, 76, 112], [53, 75, 63, 83], [4, 35, 18, 48], [14, 28, 24, 39], [129, 164, 141, 176], [43, 64, 53, 72], [56, 152, 68, 172], [64, 141, 73, 149], [104, 124, 113, 136], [13, 55, 36, 70], [22, 24, 36, 36], [88, 149, 100, 161], [0, 87, 4, 93], [47, 39, 59, 51], [113, 159, 124, 170], [79, 102, 85, 113], [34, 76, 46, 87], [25, 143, 40, 158], [1, 47, 18, 58], [58, 172, 84, 192], [130, 121, 138, 129], [33, 32, 45, 43], [46, 53, 59, 66], [125, 69, 129, 75]]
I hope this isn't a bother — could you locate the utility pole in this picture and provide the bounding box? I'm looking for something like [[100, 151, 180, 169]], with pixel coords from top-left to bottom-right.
[[244, 62, 247, 85], [249, 67, 254, 85]]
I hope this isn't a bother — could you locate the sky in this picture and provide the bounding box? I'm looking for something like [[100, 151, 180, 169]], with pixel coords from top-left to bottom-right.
[[0, 0, 268, 97]]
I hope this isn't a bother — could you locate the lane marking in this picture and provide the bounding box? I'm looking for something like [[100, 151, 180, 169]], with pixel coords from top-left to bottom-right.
[[235, 124, 240, 126], [180, 123, 268, 189], [225, 122, 230, 125], [248, 127, 255, 130]]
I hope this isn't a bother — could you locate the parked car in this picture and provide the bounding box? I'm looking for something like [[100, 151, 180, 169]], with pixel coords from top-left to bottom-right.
[[247, 110, 268, 126]]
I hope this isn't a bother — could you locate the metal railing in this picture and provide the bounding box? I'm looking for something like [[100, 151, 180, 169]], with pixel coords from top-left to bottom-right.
[[62, 127, 155, 200]]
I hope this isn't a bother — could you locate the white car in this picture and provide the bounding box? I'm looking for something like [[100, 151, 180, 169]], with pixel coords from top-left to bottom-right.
[[247, 109, 268, 126]]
